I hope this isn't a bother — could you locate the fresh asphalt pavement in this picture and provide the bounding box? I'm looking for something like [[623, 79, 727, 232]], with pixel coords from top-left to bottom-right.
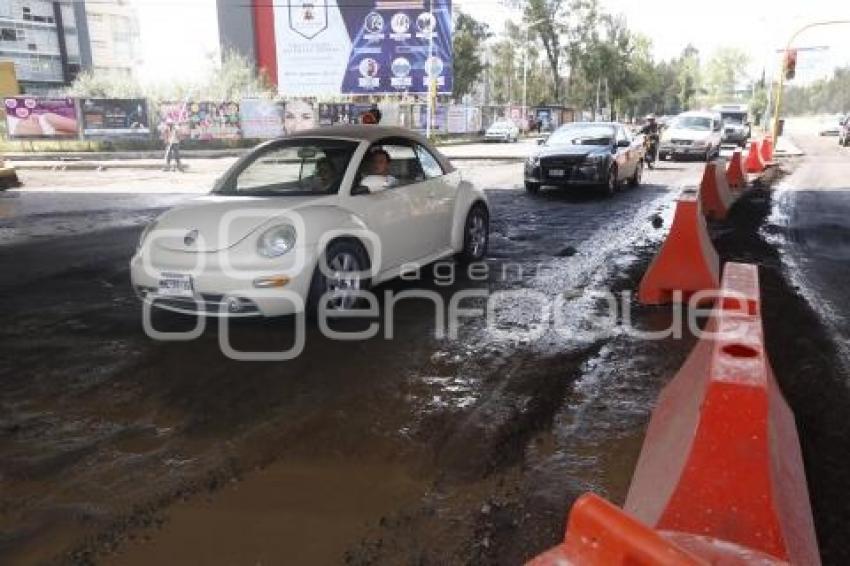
[[5, 138, 844, 564]]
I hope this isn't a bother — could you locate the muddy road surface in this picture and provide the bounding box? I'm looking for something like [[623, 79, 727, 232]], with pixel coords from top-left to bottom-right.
[[0, 158, 748, 564]]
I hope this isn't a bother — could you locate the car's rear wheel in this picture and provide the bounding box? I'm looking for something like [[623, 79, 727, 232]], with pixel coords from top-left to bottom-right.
[[459, 204, 489, 263], [307, 240, 370, 317], [629, 160, 643, 187], [525, 181, 540, 194]]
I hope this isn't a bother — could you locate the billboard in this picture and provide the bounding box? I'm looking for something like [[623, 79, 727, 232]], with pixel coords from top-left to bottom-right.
[[240, 99, 286, 139], [274, 0, 453, 96], [4, 97, 79, 138], [157, 102, 241, 141], [317, 103, 354, 126], [81, 98, 150, 137]]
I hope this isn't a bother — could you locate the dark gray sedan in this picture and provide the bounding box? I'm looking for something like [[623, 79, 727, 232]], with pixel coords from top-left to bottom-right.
[[524, 122, 645, 196]]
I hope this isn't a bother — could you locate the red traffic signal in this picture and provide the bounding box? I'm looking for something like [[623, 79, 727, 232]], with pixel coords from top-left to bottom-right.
[[784, 49, 797, 80]]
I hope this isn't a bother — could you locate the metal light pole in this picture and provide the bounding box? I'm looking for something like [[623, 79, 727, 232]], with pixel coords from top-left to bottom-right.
[[426, 0, 435, 139], [772, 20, 850, 140]]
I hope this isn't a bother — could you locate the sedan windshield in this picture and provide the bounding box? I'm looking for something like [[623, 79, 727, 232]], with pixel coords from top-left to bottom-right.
[[672, 116, 712, 131], [547, 125, 615, 146], [214, 138, 359, 196]]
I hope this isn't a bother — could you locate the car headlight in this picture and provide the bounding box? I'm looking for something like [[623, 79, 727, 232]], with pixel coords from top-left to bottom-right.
[[137, 220, 158, 251], [257, 224, 297, 258], [693, 140, 708, 148], [584, 154, 605, 164]]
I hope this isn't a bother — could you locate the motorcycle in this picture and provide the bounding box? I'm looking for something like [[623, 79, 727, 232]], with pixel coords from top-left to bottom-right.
[[643, 133, 659, 169]]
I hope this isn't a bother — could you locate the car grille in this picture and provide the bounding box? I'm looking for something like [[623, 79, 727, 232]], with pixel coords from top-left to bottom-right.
[[540, 155, 586, 168], [670, 139, 692, 146], [136, 286, 261, 316]]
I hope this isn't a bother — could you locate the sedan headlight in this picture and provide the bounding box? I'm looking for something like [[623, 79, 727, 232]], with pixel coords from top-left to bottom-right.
[[257, 224, 297, 258], [137, 220, 158, 251], [692, 139, 709, 148], [584, 154, 606, 164]]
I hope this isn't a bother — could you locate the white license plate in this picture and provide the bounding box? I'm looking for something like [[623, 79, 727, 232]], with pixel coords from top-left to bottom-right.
[[158, 273, 194, 297], [548, 168, 565, 177]]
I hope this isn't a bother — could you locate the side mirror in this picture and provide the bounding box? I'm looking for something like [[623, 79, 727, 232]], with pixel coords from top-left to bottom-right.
[[351, 185, 370, 196]]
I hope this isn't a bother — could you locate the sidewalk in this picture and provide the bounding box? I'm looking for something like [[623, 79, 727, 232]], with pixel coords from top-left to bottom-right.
[[775, 136, 804, 157]]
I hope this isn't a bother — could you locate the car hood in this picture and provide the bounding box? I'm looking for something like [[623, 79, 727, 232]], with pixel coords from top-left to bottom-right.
[[663, 128, 713, 142], [534, 144, 610, 160], [152, 194, 328, 253]]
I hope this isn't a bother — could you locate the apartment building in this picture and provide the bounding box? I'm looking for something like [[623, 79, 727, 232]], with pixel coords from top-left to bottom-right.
[[85, 0, 140, 77]]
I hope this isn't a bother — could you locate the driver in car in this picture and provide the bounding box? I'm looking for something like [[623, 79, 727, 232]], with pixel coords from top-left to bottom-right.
[[366, 148, 398, 188], [310, 157, 338, 193]]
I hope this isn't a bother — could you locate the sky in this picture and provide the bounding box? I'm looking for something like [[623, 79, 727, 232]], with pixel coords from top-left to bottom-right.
[[456, 0, 850, 84]]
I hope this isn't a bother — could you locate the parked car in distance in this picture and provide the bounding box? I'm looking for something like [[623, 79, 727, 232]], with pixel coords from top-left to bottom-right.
[[524, 122, 645, 196], [818, 114, 844, 136], [658, 111, 723, 161], [131, 126, 490, 318], [484, 120, 520, 143], [712, 103, 751, 147]]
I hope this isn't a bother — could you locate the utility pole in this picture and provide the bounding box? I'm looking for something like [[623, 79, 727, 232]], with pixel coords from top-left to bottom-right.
[[426, 0, 435, 139]]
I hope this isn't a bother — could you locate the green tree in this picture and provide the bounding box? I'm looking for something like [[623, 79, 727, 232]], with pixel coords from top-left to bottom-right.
[[703, 47, 750, 104], [452, 11, 491, 99], [524, 0, 567, 103]]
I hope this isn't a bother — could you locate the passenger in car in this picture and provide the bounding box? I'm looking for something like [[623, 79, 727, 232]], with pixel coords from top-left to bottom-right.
[[366, 148, 399, 187]]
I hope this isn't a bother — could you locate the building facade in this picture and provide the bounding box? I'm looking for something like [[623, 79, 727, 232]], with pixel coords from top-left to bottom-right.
[[85, 0, 140, 77], [0, 0, 91, 93]]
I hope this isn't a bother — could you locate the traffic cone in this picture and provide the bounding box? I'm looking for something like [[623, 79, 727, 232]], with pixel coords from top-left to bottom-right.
[[745, 140, 765, 174], [638, 189, 720, 305], [626, 263, 820, 565], [760, 135, 775, 163], [699, 159, 736, 221], [726, 149, 747, 192]]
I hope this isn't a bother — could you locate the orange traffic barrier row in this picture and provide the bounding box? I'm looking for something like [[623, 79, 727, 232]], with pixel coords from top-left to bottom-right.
[[638, 189, 720, 305], [528, 263, 820, 565], [699, 158, 737, 220]]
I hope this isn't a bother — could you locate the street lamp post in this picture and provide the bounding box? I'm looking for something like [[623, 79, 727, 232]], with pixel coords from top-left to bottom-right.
[[772, 19, 850, 140]]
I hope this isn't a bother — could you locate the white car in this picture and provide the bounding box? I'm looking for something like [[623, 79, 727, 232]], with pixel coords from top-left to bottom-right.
[[658, 111, 723, 161], [484, 120, 520, 143], [131, 126, 490, 317]]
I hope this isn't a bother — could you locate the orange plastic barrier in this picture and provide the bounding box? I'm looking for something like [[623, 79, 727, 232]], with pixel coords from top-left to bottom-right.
[[745, 140, 766, 174], [637, 189, 720, 305], [698, 159, 736, 220], [726, 149, 747, 192], [527, 493, 788, 566], [760, 135, 775, 163], [626, 262, 820, 565]]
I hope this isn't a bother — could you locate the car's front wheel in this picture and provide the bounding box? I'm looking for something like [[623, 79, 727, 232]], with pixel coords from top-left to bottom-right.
[[600, 165, 618, 197], [459, 204, 489, 263], [307, 239, 370, 316]]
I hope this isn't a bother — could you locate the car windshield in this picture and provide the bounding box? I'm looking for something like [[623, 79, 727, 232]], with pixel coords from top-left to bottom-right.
[[722, 114, 746, 124], [213, 138, 359, 196], [672, 116, 712, 130], [490, 121, 512, 128], [547, 125, 614, 146]]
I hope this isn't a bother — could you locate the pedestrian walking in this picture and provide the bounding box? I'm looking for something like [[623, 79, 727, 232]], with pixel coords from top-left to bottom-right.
[[161, 119, 183, 172]]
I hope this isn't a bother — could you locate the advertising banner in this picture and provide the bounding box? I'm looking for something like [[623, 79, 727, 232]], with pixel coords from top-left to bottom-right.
[[318, 103, 354, 126], [157, 102, 241, 141], [275, 0, 453, 96], [3, 97, 79, 138], [446, 105, 466, 134], [81, 98, 149, 137], [412, 103, 447, 132], [240, 99, 286, 139]]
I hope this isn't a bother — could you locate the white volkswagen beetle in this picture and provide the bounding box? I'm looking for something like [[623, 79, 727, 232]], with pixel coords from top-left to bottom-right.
[[131, 126, 490, 317]]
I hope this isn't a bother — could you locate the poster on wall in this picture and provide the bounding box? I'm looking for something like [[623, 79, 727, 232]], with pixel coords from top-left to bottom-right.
[[4, 97, 78, 138], [81, 98, 149, 137], [318, 103, 354, 126], [283, 99, 317, 133], [274, 0, 453, 96], [240, 99, 286, 139], [157, 102, 241, 141]]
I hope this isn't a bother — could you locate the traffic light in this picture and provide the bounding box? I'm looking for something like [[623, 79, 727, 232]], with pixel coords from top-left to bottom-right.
[[784, 49, 797, 80]]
